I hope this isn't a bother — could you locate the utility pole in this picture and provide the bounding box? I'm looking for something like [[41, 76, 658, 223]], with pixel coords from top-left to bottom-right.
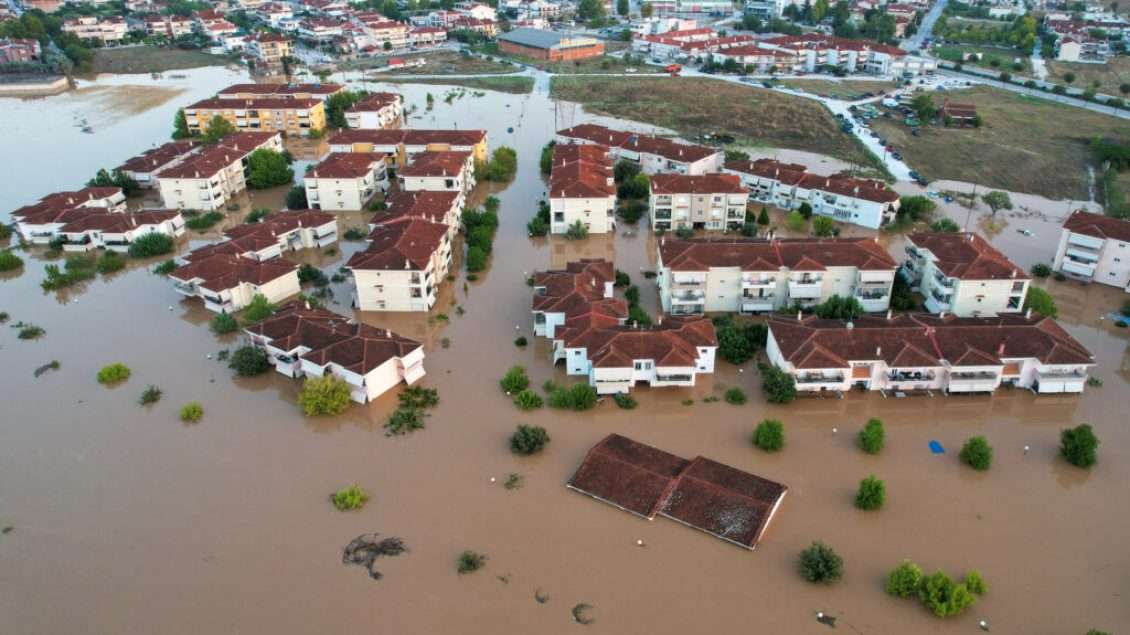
[[963, 182, 978, 231]]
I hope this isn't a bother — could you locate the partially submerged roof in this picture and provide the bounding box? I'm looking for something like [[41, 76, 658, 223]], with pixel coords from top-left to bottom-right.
[[347, 218, 448, 270], [170, 254, 297, 293], [568, 434, 788, 549], [398, 151, 471, 178]]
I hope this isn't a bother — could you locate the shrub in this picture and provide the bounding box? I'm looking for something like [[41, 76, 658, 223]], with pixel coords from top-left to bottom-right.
[[242, 293, 276, 323], [500, 365, 530, 393], [674, 226, 694, 239], [761, 365, 797, 403], [753, 418, 784, 452], [959, 436, 993, 471], [930, 218, 960, 232], [886, 560, 923, 597], [18, 325, 45, 339], [179, 402, 203, 422], [139, 385, 162, 406], [298, 376, 353, 416], [798, 541, 843, 584], [96, 251, 126, 274], [548, 383, 598, 410], [128, 233, 175, 258], [614, 270, 630, 287], [41, 254, 97, 290], [385, 406, 426, 436], [298, 263, 329, 286], [184, 211, 224, 231], [1030, 263, 1052, 278], [859, 418, 885, 454], [855, 475, 886, 510], [565, 220, 589, 240], [786, 210, 807, 232], [398, 386, 439, 410], [228, 345, 271, 376], [457, 550, 486, 574], [724, 387, 747, 405], [613, 393, 637, 409], [210, 313, 239, 335], [153, 259, 177, 275], [1060, 423, 1099, 467], [714, 316, 768, 364], [1023, 286, 1057, 318], [245, 208, 271, 223], [343, 227, 366, 241], [510, 424, 550, 455], [503, 472, 524, 489], [812, 216, 836, 236], [465, 245, 488, 272], [964, 570, 987, 596], [97, 363, 131, 385], [332, 485, 370, 511], [919, 570, 976, 617], [0, 249, 24, 271], [514, 336, 528, 347], [513, 389, 543, 410]]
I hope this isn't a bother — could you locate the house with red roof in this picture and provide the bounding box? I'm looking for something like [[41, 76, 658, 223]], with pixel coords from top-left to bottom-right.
[[58, 210, 185, 253], [397, 150, 475, 196], [156, 132, 283, 211], [117, 140, 200, 188], [369, 190, 464, 241], [304, 153, 389, 210], [344, 92, 404, 129], [903, 232, 1029, 315], [327, 128, 488, 164], [169, 254, 300, 313], [657, 237, 898, 314], [549, 143, 617, 235], [648, 173, 748, 231], [531, 259, 627, 338], [243, 302, 425, 402], [11, 187, 127, 244], [346, 217, 453, 312], [766, 312, 1095, 394], [556, 124, 724, 176], [1053, 210, 1130, 292]]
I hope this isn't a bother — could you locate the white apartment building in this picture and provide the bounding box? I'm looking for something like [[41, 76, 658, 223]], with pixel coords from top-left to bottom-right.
[[556, 124, 724, 176], [344, 92, 404, 129], [304, 152, 389, 211], [744, 0, 804, 18], [1053, 210, 1130, 292], [156, 132, 283, 211], [62, 16, 127, 44], [649, 173, 749, 231], [657, 237, 898, 315], [58, 210, 185, 253], [372, 190, 464, 241], [548, 144, 617, 235], [903, 232, 1030, 316], [531, 259, 626, 339], [397, 150, 475, 195], [169, 254, 300, 314], [117, 140, 201, 187], [347, 218, 453, 312], [766, 312, 1095, 395], [327, 129, 488, 165], [11, 187, 127, 244], [243, 302, 426, 404]]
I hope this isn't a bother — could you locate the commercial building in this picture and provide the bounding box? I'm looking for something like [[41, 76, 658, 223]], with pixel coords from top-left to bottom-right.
[[556, 124, 724, 176], [648, 173, 748, 231], [531, 259, 626, 339], [344, 92, 404, 129], [183, 97, 326, 137], [304, 152, 389, 210], [902, 232, 1029, 316], [1052, 210, 1130, 291], [156, 132, 283, 211], [548, 144, 617, 235], [497, 28, 605, 61], [766, 312, 1095, 395], [657, 237, 898, 314], [169, 254, 300, 313], [347, 218, 453, 312]]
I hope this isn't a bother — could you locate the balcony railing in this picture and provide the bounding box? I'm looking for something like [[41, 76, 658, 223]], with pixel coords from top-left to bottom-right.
[[671, 289, 705, 302], [950, 371, 998, 381], [656, 374, 693, 382], [797, 374, 844, 384], [888, 370, 936, 381]]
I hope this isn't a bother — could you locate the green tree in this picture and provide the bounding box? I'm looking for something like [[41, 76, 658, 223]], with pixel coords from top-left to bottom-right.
[[577, 0, 606, 22], [724, 387, 748, 405], [1060, 423, 1099, 467], [325, 89, 369, 129], [246, 149, 294, 189], [930, 218, 960, 232], [786, 210, 807, 232], [618, 173, 650, 199], [617, 0, 628, 15], [859, 418, 884, 454], [812, 215, 835, 236], [539, 141, 555, 175], [899, 195, 936, 223], [179, 402, 204, 422], [798, 202, 813, 220], [762, 365, 797, 403], [510, 424, 550, 455], [1023, 286, 1057, 318], [298, 375, 353, 416], [332, 485, 370, 510], [964, 570, 988, 596], [243, 293, 276, 322], [982, 190, 1013, 216], [286, 185, 308, 209], [959, 436, 993, 471], [640, 1, 654, 18], [201, 114, 236, 143], [500, 365, 530, 393], [228, 345, 271, 376], [457, 550, 486, 574], [757, 206, 770, 225], [172, 108, 191, 139], [886, 560, 923, 597], [97, 363, 131, 385], [210, 312, 239, 334], [911, 93, 937, 121], [128, 233, 175, 258], [918, 570, 976, 617], [855, 475, 885, 510], [753, 418, 785, 452], [0, 249, 24, 272], [798, 541, 842, 583], [814, 295, 864, 320], [513, 389, 543, 410]]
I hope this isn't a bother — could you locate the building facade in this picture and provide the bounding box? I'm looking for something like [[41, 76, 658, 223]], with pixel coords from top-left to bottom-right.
[[548, 144, 617, 235], [304, 152, 389, 210], [648, 173, 748, 231], [902, 232, 1029, 316], [1052, 210, 1130, 292]]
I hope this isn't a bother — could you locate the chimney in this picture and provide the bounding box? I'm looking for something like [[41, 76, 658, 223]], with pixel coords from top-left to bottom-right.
[[939, 311, 946, 318], [876, 345, 882, 356], [997, 342, 1005, 356], [405, 259, 410, 269]]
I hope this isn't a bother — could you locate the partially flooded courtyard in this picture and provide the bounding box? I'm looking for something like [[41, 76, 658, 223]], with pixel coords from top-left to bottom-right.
[[1, 69, 1128, 634]]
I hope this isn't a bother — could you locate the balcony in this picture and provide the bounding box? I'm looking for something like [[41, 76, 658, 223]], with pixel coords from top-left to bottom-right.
[[172, 282, 197, 296], [1060, 259, 1095, 278], [932, 274, 954, 289], [1066, 232, 1104, 250], [887, 370, 937, 382], [788, 278, 822, 299], [742, 297, 775, 313], [670, 289, 705, 303], [796, 373, 845, 385], [741, 276, 775, 288]]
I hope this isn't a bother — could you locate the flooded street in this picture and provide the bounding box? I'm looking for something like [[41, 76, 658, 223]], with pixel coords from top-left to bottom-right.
[[2, 71, 1129, 634]]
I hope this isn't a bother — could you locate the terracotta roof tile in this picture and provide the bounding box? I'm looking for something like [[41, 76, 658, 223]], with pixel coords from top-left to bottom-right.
[[1062, 209, 1130, 244], [908, 232, 1026, 280]]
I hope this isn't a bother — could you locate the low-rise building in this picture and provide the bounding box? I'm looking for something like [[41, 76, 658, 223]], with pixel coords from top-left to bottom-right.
[[556, 124, 724, 175], [216, 83, 344, 101], [450, 16, 498, 37], [183, 98, 326, 137], [554, 317, 718, 394], [156, 132, 283, 211], [169, 254, 300, 313], [181, 211, 336, 264], [344, 92, 404, 129], [409, 26, 447, 47], [397, 150, 475, 195], [657, 237, 898, 315], [0, 38, 42, 63], [548, 144, 616, 235], [649, 173, 748, 231], [62, 16, 128, 44], [243, 302, 426, 403], [12, 187, 127, 244], [374, 190, 464, 239], [304, 152, 389, 210], [903, 232, 1029, 316], [326, 128, 488, 164], [941, 98, 977, 126], [58, 209, 185, 252], [531, 259, 626, 338], [498, 28, 605, 61], [247, 32, 293, 65], [347, 218, 453, 312], [1053, 210, 1130, 291], [766, 312, 1095, 394], [297, 17, 346, 44], [144, 14, 194, 38], [117, 140, 200, 188]]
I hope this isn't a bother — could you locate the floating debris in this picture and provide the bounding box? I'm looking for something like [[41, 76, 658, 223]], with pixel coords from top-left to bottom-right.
[[815, 611, 836, 627], [342, 533, 407, 581], [496, 574, 511, 584], [928, 440, 945, 454], [572, 603, 595, 625], [33, 360, 60, 378], [503, 473, 524, 490], [535, 588, 550, 604], [2, 526, 12, 535]]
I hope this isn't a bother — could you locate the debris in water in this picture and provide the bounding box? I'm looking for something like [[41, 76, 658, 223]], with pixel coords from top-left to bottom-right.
[[572, 603, 595, 625], [497, 574, 511, 584], [2, 526, 13, 534], [33, 360, 60, 378], [636, 539, 645, 547], [1023, 445, 1029, 455], [815, 611, 836, 627], [342, 533, 407, 581], [979, 619, 990, 631], [929, 440, 945, 454], [535, 588, 550, 604]]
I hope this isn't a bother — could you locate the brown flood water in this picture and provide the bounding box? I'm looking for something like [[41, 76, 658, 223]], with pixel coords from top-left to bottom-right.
[[2, 71, 1129, 634]]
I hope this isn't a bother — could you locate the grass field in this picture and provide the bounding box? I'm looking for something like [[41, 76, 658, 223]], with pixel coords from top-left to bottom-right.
[[1047, 57, 1130, 96], [869, 86, 1130, 199], [933, 44, 1031, 74], [90, 47, 228, 74], [550, 76, 879, 167], [779, 79, 896, 100], [379, 75, 533, 94], [350, 51, 518, 75]]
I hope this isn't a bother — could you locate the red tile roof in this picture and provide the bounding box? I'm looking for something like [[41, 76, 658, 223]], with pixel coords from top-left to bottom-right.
[[378, 190, 461, 225], [797, 173, 899, 204], [398, 151, 470, 178], [908, 232, 1026, 280], [724, 158, 808, 186], [217, 82, 343, 97], [170, 254, 298, 292], [650, 173, 746, 195], [1062, 209, 1130, 243], [224, 209, 335, 241], [659, 237, 897, 272], [117, 140, 199, 173], [549, 143, 615, 199], [532, 259, 627, 323], [155, 132, 278, 179], [307, 152, 386, 179], [559, 316, 717, 369], [59, 209, 180, 233], [186, 97, 322, 110], [557, 124, 721, 165], [328, 128, 486, 147], [346, 91, 402, 112], [12, 187, 123, 222], [347, 218, 448, 270]]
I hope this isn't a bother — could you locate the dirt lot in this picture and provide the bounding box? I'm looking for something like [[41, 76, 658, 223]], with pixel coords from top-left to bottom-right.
[[550, 76, 878, 167], [1047, 57, 1130, 96], [779, 79, 895, 100], [90, 47, 228, 75], [378, 75, 533, 94], [358, 51, 518, 75], [869, 85, 1130, 199]]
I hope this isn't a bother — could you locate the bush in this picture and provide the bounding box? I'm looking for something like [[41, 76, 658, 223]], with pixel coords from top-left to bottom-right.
[[1023, 286, 1057, 318], [41, 254, 97, 290], [919, 570, 976, 617], [565, 220, 589, 240], [245, 208, 271, 223], [510, 424, 550, 455], [242, 293, 276, 323], [184, 211, 224, 231], [761, 365, 797, 403], [714, 316, 768, 364], [139, 385, 162, 405], [613, 393, 637, 409], [210, 313, 239, 334], [1030, 263, 1052, 278], [859, 418, 885, 454], [964, 570, 987, 595], [385, 406, 426, 436], [930, 218, 960, 232], [959, 436, 993, 470], [298, 263, 329, 286], [786, 210, 807, 232], [724, 387, 747, 405], [298, 375, 353, 416], [798, 541, 843, 584], [128, 233, 175, 258], [179, 402, 203, 422], [1060, 423, 1099, 467], [855, 475, 886, 510], [500, 365, 529, 393], [332, 485, 370, 511], [514, 336, 528, 347], [95, 251, 126, 274], [548, 383, 598, 410], [513, 389, 543, 410], [465, 245, 488, 272], [753, 419, 784, 452], [18, 325, 45, 339], [228, 345, 271, 376], [343, 227, 367, 241], [886, 560, 923, 597], [457, 550, 486, 574], [153, 259, 177, 275], [812, 216, 836, 236], [614, 270, 630, 287], [97, 363, 131, 385], [0, 249, 25, 271]]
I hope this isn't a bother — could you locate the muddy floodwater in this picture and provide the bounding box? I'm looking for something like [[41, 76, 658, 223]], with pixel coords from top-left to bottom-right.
[[2, 70, 1129, 634]]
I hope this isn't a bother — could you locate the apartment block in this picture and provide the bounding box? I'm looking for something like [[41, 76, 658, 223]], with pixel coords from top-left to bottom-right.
[[156, 132, 283, 211], [170, 254, 300, 313], [58, 210, 185, 252], [304, 152, 389, 210], [247, 32, 293, 65], [1052, 210, 1130, 292], [347, 218, 453, 312], [62, 16, 127, 44], [374, 190, 464, 240], [531, 259, 627, 339], [649, 173, 748, 231], [327, 128, 488, 164], [397, 150, 475, 195], [216, 83, 344, 101], [12, 187, 128, 244], [556, 124, 724, 176], [344, 92, 404, 129], [548, 144, 616, 235], [183, 98, 326, 137], [902, 232, 1029, 316], [117, 140, 200, 188]]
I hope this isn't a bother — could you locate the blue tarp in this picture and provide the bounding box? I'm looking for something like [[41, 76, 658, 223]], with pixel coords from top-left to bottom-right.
[[929, 440, 945, 454]]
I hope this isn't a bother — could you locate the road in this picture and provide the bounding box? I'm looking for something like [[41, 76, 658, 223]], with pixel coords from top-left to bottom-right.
[[935, 67, 1130, 120], [902, 0, 948, 51]]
